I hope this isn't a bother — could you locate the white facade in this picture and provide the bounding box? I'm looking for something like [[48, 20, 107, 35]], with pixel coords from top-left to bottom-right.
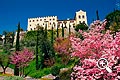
[[27, 10, 87, 32], [27, 16, 57, 31]]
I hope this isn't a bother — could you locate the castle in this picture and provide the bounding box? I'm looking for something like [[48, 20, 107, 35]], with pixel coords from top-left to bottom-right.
[[27, 10, 87, 33]]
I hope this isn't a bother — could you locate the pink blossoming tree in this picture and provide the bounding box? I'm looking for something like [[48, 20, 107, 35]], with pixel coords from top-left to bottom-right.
[[70, 20, 120, 80], [10, 48, 33, 76]]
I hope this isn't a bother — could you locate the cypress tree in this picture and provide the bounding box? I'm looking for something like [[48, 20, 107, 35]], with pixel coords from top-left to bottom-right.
[[36, 29, 39, 70], [57, 24, 59, 38], [96, 10, 100, 20], [69, 23, 71, 35], [51, 24, 54, 45], [3, 31, 7, 46], [62, 23, 64, 38], [44, 22, 47, 38], [11, 32, 14, 47], [14, 22, 20, 76]]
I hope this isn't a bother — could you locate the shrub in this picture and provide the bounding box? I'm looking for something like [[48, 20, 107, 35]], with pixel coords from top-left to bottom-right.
[[59, 68, 72, 80], [51, 66, 60, 76]]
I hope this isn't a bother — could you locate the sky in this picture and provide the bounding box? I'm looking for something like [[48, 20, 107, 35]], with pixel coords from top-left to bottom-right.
[[0, 0, 116, 34]]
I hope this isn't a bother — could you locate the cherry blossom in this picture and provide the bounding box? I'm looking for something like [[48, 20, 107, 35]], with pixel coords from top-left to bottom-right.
[[70, 20, 120, 80]]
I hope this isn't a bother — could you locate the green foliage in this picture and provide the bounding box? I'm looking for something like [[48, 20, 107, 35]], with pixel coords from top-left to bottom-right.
[[0, 53, 9, 65], [21, 31, 36, 47], [59, 68, 72, 80], [51, 65, 60, 76], [75, 23, 88, 32], [44, 25, 47, 39], [57, 25, 59, 37], [3, 43, 11, 54], [28, 68, 51, 78], [51, 26, 54, 45], [36, 31, 39, 70], [0, 52, 10, 74], [105, 10, 120, 30], [4, 76, 24, 80], [15, 22, 21, 76], [62, 24, 64, 38], [16, 22, 20, 51]]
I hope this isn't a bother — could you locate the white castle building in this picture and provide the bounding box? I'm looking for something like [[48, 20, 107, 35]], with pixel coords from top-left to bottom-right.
[[27, 10, 87, 33]]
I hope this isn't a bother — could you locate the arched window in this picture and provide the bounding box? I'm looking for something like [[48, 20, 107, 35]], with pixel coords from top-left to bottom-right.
[[82, 15, 85, 19], [79, 15, 81, 19]]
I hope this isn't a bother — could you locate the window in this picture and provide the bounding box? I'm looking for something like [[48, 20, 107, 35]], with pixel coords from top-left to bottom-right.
[[30, 24, 31, 26], [43, 23, 44, 25], [82, 15, 85, 19], [29, 20, 31, 22], [79, 15, 81, 19], [37, 19, 38, 21], [33, 20, 34, 22], [44, 19, 46, 21], [37, 24, 39, 25], [50, 19, 51, 21], [34, 28, 35, 30], [83, 21, 85, 23], [53, 18, 55, 20], [50, 23, 51, 25], [31, 28, 32, 30], [40, 19, 42, 21]]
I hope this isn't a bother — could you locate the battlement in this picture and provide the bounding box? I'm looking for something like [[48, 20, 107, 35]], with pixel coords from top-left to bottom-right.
[[28, 16, 57, 20]]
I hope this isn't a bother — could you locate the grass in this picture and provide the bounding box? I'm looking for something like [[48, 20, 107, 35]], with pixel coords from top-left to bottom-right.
[[24, 54, 77, 78]]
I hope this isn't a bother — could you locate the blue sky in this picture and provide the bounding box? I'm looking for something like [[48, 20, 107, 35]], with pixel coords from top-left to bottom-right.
[[0, 0, 116, 34]]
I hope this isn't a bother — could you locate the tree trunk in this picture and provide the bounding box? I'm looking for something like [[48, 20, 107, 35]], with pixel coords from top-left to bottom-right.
[[0, 62, 10, 74], [14, 65, 19, 76]]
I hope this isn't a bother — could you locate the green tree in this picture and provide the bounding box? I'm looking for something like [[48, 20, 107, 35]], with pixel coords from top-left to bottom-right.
[[69, 23, 71, 35], [36, 29, 39, 70], [44, 23, 47, 39], [35, 25, 44, 70], [14, 22, 20, 76], [51, 24, 54, 45], [57, 24, 59, 37], [62, 24, 64, 38], [2, 31, 12, 53], [0, 53, 10, 74], [11, 32, 15, 47], [96, 10, 100, 20], [75, 23, 88, 32], [105, 10, 120, 31]]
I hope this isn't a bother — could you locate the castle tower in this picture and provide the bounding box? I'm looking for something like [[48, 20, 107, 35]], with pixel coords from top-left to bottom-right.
[[75, 10, 87, 25]]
